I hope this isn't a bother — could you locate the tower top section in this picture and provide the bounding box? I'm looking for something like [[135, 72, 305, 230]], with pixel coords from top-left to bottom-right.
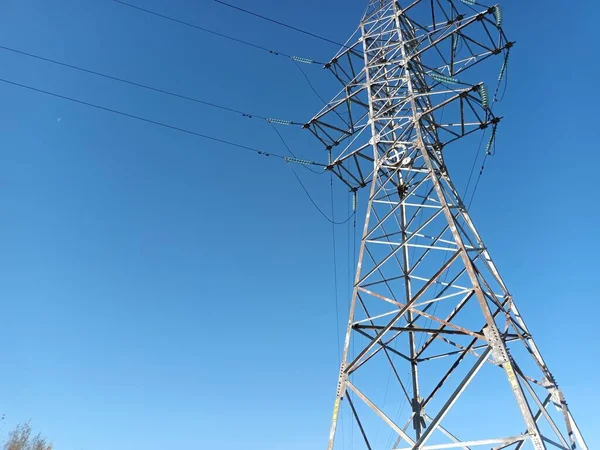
[[305, 0, 511, 190]]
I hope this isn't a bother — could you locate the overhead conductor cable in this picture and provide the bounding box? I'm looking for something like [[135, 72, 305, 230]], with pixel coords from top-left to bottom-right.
[[0, 44, 301, 126], [0, 77, 325, 167], [213, 0, 349, 48], [113, 0, 324, 65]]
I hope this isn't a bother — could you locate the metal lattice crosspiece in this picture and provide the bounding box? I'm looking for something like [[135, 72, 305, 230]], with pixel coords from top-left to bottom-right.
[[304, 1, 588, 449]]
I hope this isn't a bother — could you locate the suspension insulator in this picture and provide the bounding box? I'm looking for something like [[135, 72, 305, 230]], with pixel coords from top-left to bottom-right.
[[284, 156, 315, 166], [429, 72, 459, 84], [498, 54, 509, 83], [485, 127, 497, 155], [267, 118, 293, 125], [478, 85, 489, 109], [291, 56, 315, 64], [493, 5, 503, 27]]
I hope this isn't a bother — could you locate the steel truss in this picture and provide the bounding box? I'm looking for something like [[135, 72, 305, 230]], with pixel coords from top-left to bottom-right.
[[304, 1, 588, 449]]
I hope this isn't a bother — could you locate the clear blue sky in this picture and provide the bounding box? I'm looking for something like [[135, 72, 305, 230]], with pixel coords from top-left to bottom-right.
[[0, 0, 597, 449]]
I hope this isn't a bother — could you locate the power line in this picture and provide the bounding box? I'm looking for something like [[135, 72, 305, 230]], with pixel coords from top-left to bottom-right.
[[293, 59, 329, 105], [269, 123, 324, 174], [465, 54, 510, 205], [0, 44, 301, 126], [468, 155, 489, 209], [291, 169, 354, 224], [293, 60, 350, 127], [113, 0, 323, 65], [330, 172, 342, 362], [0, 77, 326, 166], [468, 131, 497, 209], [214, 0, 349, 48], [329, 170, 346, 450], [463, 130, 488, 202]]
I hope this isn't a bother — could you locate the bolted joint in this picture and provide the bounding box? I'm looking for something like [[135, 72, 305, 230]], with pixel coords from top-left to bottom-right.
[[411, 397, 427, 430], [397, 182, 409, 200], [336, 363, 348, 397], [483, 326, 510, 364]]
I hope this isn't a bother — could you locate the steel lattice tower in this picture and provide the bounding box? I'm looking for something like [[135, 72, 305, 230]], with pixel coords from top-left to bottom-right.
[[304, 1, 588, 449]]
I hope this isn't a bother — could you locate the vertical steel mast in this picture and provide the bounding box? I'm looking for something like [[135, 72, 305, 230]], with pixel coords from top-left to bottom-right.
[[305, 1, 587, 449]]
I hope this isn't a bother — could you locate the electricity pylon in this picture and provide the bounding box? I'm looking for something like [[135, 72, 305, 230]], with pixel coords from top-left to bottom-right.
[[305, 1, 587, 449]]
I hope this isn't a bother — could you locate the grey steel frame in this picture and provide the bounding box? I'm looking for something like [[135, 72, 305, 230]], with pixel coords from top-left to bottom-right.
[[305, 1, 588, 449]]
